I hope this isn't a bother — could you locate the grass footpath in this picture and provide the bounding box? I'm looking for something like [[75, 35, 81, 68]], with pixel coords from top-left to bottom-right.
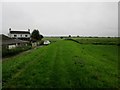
[[2, 39, 119, 88]]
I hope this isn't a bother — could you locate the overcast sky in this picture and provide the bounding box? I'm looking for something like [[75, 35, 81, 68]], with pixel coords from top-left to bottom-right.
[[2, 2, 118, 37]]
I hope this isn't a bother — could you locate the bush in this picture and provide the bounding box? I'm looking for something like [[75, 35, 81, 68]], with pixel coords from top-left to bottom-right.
[[39, 40, 44, 45], [2, 45, 31, 58], [60, 37, 63, 39], [65, 38, 81, 44], [66, 38, 118, 45]]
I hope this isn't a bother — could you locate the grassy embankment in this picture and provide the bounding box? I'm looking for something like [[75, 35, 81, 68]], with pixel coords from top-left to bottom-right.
[[2, 37, 119, 88]]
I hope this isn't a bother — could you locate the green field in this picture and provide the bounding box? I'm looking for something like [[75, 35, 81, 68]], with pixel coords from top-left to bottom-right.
[[2, 38, 119, 88], [72, 37, 119, 45]]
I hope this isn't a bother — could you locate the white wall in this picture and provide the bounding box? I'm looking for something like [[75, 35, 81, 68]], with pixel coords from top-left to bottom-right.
[[44, 40, 50, 45], [8, 44, 16, 49]]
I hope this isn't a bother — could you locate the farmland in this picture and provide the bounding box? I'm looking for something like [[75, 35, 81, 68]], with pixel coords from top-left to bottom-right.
[[2, 37, 119, 88]]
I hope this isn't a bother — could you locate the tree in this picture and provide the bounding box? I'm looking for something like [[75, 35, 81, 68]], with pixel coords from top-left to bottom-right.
[[31, 29, 43, 41], [60, 36, 63, 39], [69, 35, 71, 38], [40, 34, 44, 39]]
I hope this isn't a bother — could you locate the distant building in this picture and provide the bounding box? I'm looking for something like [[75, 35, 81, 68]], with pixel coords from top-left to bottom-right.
[[8, 28, 30, 41]]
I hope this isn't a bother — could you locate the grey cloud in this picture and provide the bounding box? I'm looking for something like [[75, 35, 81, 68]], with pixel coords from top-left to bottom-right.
[[2, 2, 118, 37]]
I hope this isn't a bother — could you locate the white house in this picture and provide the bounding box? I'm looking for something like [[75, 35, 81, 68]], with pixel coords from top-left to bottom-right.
[[8, 28, 30, 41]]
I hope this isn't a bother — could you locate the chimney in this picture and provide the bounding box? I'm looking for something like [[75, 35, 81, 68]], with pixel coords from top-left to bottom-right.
[[9, 28, 11, 31], [9, 28, 11, 37], [28, 29, 30, 32], [9, 28, 11, 34]]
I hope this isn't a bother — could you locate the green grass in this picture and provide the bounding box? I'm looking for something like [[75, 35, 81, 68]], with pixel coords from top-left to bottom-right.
[[71, 37, 119, 45], [2, 39, 119, 88], [43, 37, 61, 43]]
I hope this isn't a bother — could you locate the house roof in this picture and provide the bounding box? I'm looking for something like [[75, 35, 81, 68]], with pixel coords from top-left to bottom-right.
[[1, 34, 29, 45], [0, 34, 11, 40], [10, 31, 30, 34], [2, 39, 29, 45]]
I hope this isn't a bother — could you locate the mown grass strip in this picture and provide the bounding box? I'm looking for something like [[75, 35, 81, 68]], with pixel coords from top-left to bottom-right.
[[2, 40, 119, 88]]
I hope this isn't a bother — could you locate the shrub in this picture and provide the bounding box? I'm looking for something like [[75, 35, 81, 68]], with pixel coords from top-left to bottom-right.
[[2, 45, 31, 58], [60, 37, 63, 39]]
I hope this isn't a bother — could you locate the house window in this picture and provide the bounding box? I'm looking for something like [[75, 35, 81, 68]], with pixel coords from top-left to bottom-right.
[[25, 35, 27, 37], [14, 35, 17, 37]]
